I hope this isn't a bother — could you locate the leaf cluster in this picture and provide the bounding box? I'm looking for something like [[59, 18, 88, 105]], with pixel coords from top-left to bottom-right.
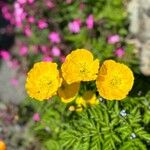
[[32, 92, 150, 150]]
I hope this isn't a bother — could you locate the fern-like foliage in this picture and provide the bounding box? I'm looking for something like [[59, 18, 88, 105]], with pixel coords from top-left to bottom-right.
[[32, 92, 150, 150]]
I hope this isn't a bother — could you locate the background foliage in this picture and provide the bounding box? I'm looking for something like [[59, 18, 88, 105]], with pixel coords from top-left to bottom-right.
[[1, 0, 138, 72]]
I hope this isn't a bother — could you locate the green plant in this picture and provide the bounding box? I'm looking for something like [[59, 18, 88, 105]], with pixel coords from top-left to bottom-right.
[[29, 91, 150, 150]]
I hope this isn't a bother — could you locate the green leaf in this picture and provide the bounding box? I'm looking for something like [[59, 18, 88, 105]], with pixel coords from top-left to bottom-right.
[[44, 140, 60, 150]]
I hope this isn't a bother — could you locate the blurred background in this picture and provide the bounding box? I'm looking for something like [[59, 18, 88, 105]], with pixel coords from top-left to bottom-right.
[[0, 0, 150, 149]]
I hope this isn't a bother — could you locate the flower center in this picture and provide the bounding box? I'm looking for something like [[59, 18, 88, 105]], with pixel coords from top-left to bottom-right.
[[80, 67, 86, 73], [36, 77, 53, 93], [110, 77, 121, 88], [79, 63, 89, 75]]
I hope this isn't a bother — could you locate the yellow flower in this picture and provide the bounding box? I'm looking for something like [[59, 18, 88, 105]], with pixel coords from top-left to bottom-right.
[[58, 80, 80, 103], [83, 91, 99, 105], [75, 91, 98, 112], [76, 91, 99, 107], [61, 49, 99, 84], [68, 105, 76, 111], [76, 96, 87, 107], [0, 140, 6, 150], [76, 107, 83, 112], [96, 60, 134, 100], [25, 62, 62, 101]]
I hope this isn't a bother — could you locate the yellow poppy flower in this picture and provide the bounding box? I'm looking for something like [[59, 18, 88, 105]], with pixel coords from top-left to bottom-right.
[[76, 96, 87, 107], [83, 91, 99, 105], [0, 140, 6, 150], [96, 60, 134, 100], [61, 49, 99, 84], [58, 80, 80, 103], [76, 91, 99, 107], [25, 62, 62, 101]]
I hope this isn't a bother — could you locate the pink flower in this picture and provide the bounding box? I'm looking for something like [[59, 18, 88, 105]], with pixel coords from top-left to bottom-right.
[[28, 16, 35, 24], [14, 2, 26, 27], [108, 34, 120, 44], [66, 0, 72, 4], [80, 3, 85, 10], [10, 78, 19, 87], [42, 56, 53, 62], [86, 15, 94, 29], [45, 0, 55, 9], [40, 45, 49, 54], [37, 19, 48, 29], [48, 32, 61, 43], [19, 46, 28, 56], [51, 47, 61, 56], [60, 56, 66, 62], [27, 0, 34, 4], [1, 5, 12, 21], [7, 59, 20, 69], [114, 48, 125, 58], [17, 0, 27, 4], [33, 113, 40, 122], [68, 19, 81, 33], [0, 50, 10, 61], [24, 25, 32, 37]]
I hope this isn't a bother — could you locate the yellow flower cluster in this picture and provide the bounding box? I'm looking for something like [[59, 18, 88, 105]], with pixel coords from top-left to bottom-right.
[[25, 49, 134, 108]]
